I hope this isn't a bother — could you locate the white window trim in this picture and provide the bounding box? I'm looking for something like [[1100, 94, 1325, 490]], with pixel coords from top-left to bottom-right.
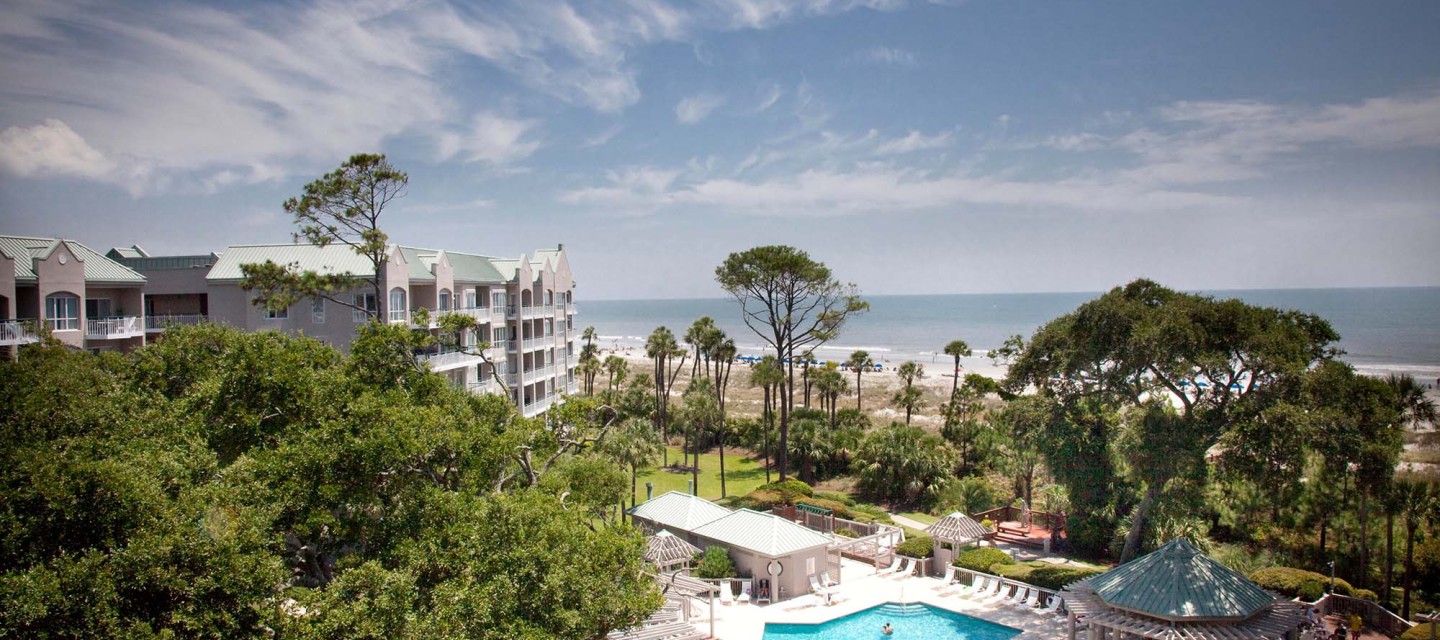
[[46, 294, 80, 331]]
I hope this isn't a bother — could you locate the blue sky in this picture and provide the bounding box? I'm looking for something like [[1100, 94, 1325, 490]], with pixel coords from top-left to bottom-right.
[[1, 0, 1437, 299]]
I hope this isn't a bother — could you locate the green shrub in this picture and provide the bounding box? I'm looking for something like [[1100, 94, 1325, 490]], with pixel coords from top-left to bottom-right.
[[980, 518, 995, 530], [1351, 588, 1377, 602], [896, 535, 934, 559], [695, 546, 735, 579], [993, 563, 1036, 582], [1025, 565, 1104, 590], [796, 498, 852, 519], [1297, 581, 1324, 602], [814, 491, 856, 506], [847, 502, 893, 524], [1401, 624, 1437, 640], [953, 547, 1015, 573], [733, 489, 785, 511], [835, 528, 858, 538], [1249, 567, 1354, 598], [758, 480, 813, 502]]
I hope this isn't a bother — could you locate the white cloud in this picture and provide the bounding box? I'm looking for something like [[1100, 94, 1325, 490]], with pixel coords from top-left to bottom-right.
[[852, 45, 917, 67], [753, 84, 785, 113], [676, 94, 726, 124], [875, 129, 953, 154], [0, 119, 114, 179], [581, 123, 625, 148], [439, 112, 541, 165]]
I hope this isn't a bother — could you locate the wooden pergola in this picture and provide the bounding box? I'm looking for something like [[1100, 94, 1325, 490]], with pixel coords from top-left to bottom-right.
[[644, 531, 701, 572], [1064, 584, 1308, 640]]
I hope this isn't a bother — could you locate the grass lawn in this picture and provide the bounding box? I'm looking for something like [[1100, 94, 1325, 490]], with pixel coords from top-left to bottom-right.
[[895, 511, 939, 525], [1402, 448, 1440, 464], [634, 447, 771, 502]]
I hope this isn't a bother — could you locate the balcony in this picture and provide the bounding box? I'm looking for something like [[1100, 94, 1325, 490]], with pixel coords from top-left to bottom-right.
[[522, 394, 556, 418], [85, 316, 144, 340], [490, 307, 507, 323], [566, 380, 579, 395], [449, 306, 490, 322], [525, 365, 554, 380], [505, 305, 517, 320], [0, 319, 40, 346], [145, 314, 208, 332], [415, 347, 483, 372], [522, 336, 552, 352], [488, 339, 512, 354]]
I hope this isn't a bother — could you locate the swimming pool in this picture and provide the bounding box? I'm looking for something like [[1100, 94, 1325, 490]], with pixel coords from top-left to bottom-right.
[[763, 602, 1024, 640]]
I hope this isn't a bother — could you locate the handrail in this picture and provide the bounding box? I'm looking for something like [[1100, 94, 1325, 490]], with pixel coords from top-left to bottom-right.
[[1317, 594, 1415, 637]]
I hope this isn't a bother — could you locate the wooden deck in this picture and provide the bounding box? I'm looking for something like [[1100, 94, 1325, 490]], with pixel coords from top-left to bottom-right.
[[994, 521, 1063, 549]]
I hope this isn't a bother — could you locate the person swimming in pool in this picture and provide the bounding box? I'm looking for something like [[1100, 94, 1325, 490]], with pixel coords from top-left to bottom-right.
[[882, 622, 894, 635]]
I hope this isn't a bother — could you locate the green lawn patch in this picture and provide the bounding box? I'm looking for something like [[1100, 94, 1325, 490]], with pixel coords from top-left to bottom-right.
[[634, 447, 769, 502]]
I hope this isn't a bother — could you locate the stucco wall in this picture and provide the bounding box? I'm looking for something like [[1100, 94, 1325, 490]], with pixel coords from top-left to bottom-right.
[[34, 243, 87, 348]]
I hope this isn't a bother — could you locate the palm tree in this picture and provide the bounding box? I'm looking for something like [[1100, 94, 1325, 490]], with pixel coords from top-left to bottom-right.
[[749, 355, 785, 483], [712, 338, 737, 415], [800, 348, 816, 408], [680, 378, 721, 496], [1387, 373, 1438, 430], [646, 326, 686, 467], [603, 355, 629, 394], [578, 358, 602, 396], [847, 350, 873, 411], [684, 317, 715, 378], [1396, 476, 1437, 618], [582, 325, 597, 351], [943, 339, 972, 398], [893, 385, 925, 425], [813, 367, 849, 429], [598, 417, 664, 516]]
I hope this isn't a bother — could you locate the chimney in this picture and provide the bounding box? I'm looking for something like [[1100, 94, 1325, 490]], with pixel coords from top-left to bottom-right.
[[645, 482, 653, 502]]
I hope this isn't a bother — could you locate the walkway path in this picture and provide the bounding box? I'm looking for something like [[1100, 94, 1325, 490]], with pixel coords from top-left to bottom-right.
[[889, 514, 932, 531]]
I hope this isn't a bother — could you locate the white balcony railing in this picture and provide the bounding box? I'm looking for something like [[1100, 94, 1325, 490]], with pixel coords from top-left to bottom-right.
[[522, 337, 551, 351], [85, 316, 143, 340], [145, 314, 207, 331], [0, 319, 39, 345], [505, 305, 517, 319], [566, 380, 579, 395], [488, 339, 512, 354], [416, 349, 483, 372]]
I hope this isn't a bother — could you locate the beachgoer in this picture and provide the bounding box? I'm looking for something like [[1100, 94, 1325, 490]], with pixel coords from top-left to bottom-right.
[[883, 622, 894, 635], [1348, 615, 1362, 640]]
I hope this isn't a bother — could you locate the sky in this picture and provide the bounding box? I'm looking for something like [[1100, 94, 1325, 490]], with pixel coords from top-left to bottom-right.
[[1, 0, 1437, 300]]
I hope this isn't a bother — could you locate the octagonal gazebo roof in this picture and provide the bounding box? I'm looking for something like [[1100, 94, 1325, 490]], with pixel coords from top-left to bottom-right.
[[925, 511, 990, 543], [1088, 537, 1276, 622], [644, 531, 701, 569]]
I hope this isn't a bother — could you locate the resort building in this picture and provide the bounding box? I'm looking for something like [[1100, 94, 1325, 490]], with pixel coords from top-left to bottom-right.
[[629, 491, 838, 602], [119, 242, 578, 417], [1, 234, 148, 355]]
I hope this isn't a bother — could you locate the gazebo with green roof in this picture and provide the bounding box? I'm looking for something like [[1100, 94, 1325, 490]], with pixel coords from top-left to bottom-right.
[[1061, 538, 1306, 640]]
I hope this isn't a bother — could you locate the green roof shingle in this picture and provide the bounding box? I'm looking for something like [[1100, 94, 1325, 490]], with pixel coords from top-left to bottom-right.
[[0, 235, 146, 283], [1089, 538, 1275, 622]]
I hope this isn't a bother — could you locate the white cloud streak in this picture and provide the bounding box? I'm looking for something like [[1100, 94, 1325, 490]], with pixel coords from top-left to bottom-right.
[[852, 45, 917, 67], [676, 94, 726, 124]]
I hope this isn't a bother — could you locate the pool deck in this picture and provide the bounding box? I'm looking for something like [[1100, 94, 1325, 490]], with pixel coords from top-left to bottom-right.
[[686, 558, 1071, 639]]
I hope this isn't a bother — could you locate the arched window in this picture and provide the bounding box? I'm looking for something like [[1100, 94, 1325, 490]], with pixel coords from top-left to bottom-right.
[[389, 288, 407, 323], [45, 293, 79, 331], [439, 289, 452, 311]]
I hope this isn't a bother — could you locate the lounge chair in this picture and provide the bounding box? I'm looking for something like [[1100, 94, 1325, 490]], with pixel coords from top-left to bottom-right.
[[1006, 587, 1030, 607], [1020, 588, 1041, 609], [962, 576, 989, 598], [890, 558, 911, 579], [878, 555, 901, 575], [1038, 594, 1065, 617], [935, 565, 956, 586], [718, 579, 734, 606], [984, 581, 1010, 602], [808, 574, 831, 596], [737, 579, 751, 605], [819, 572, 838, 588]]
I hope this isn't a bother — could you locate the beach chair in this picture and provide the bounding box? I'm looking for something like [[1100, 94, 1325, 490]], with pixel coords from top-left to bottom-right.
[[737, 579, 752, 605], [962, 575, 990, 598], [718, 579, 734, 606], [934, 565, 956, 588], [1038, 594, 1065, 617], [819, 571, 838, 588], [1018, 588, 1041, 609], [984, 581, 1011, 602], [878, 555, 901, 575], [1006, 587, 1030, 607], [808, 574, 830, 596], [890, 558, 911, 579]]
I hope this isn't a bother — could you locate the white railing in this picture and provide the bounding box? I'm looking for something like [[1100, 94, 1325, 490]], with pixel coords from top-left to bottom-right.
[[450, 306, 490, 321], [388, 309, 407, 324], [145, 314, 207, 331], [523, 395, 556, 417], [566, 380, 579, 395], [523, 337, 550, 351], [0, 319, 39, 345], [503, 373, 518, 387], [417, 349, 482, 371], [489, 339, 512, 353], [505, 305, 517, 319], [85, 316, 142, 339]]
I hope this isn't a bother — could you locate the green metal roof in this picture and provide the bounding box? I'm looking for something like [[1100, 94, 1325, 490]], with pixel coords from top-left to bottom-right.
[[396, 246, 438, 282], [628, 491, 732, 532], [690, 508, 833, 558], [116, 254, 218, 271], [207, 244, 376, 281], [1089, 538, 1275, 622], [0, 235, 146, 283], [446, 251, 505, 283]]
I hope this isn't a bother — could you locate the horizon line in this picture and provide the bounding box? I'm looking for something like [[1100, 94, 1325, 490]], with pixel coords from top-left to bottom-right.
[[581, 284, 1440, 303]]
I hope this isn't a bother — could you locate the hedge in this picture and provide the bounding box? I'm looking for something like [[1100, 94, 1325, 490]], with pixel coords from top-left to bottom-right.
[[814, 490, 856, 506], [835, 528, 859, 538], [953, 547, 1015, 573], [1401, 624, 1436, 640], [897, 535, 935, 559], [991, 562, 1105, 590], [1249, 567, 1354, 598], [695, 546, 735, 579], [758, 480, 813, 501]]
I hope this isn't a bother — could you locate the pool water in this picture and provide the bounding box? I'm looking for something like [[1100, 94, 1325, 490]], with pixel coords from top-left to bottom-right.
[[763, 602, 1023, 640]]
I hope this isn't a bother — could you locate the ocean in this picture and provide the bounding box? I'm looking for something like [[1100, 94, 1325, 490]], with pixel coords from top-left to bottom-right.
[[579, 288, 1440, 382]]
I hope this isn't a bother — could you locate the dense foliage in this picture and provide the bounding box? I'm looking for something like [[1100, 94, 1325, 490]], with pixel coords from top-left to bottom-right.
[[694, 546, 735, 579], [896, 535, 935, 559], [953, 547, 1016, 573], [0, 326, 660, 638], [991, 562, 1105, 590]]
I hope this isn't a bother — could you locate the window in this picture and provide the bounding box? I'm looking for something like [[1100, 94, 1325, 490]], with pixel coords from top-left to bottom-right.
[[493, 327, 508, 342], [465, 290, 477, 309], [388, 288, 407, 323], [311, 298, 325, 324], [545, 319, 553, 336], [46, 294, 79, 331], [545, 290, 553, 305], [439, 289, 452, 311], [352, 293, 377, 322], [264, 305, 288, 320], [491, 292, 506, 308], [85, 298, 113, 318]]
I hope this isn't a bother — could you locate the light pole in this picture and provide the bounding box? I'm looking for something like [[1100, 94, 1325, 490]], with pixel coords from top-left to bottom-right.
[[1328, 560, 1336, 594]]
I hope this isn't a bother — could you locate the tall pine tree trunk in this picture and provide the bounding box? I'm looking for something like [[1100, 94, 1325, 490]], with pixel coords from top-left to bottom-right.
[[1122, 483, 1165, 562], [762, 385, 772, 484]]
